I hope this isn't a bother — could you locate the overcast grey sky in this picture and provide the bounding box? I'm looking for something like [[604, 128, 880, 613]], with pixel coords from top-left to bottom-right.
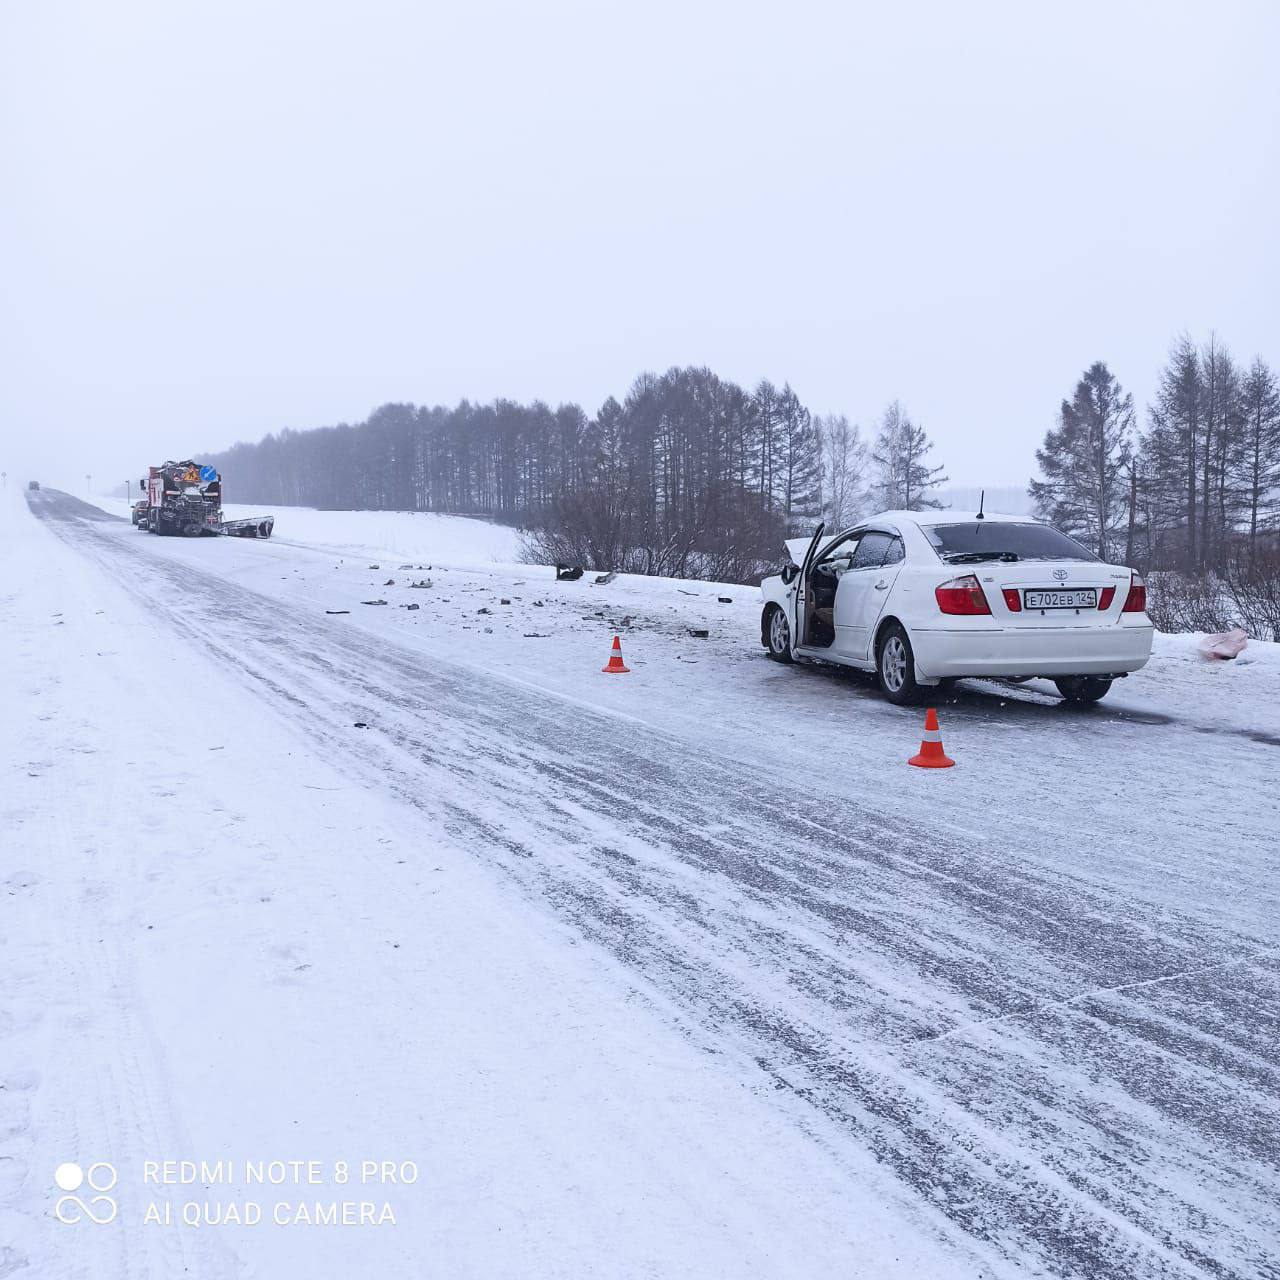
[[3, 0, 1278, 495]]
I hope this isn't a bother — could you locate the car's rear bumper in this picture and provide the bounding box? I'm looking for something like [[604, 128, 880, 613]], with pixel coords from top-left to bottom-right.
[[911, 622, 1154, 678]]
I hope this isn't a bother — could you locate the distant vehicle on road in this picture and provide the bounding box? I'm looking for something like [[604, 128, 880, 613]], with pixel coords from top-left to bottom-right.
[[134, 461, 274, 539], [28, 480, 39, 491], [760, 510, 1153, 705]]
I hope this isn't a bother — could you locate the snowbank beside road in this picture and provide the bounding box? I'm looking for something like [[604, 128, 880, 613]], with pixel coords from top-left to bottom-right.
[[89, 496, 524, 568], [1154, 627, 1280, 670]]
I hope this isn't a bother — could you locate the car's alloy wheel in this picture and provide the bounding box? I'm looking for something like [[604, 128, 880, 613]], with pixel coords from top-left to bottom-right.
[[881, 636, 907, 690], [877, 623, 922, 705], [765, 606, 793, 663]]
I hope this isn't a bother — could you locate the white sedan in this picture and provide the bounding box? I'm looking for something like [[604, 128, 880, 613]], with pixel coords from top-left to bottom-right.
[[759, 510, 1154, 704]]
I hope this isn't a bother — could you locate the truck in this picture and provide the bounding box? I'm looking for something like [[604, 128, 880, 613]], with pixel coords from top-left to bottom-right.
[[134, 461, 274, 539]]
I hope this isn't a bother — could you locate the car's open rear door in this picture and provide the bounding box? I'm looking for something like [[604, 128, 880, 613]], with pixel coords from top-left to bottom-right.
[[789, 522, 825, 654]]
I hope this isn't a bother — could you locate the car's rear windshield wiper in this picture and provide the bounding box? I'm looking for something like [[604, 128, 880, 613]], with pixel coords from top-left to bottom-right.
[[941, 550, 1021, 563]]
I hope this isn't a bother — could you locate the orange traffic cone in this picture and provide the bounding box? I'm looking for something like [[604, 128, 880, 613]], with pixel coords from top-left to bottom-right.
[[601, 635, 630, 674], [908, 707, 955, 768]]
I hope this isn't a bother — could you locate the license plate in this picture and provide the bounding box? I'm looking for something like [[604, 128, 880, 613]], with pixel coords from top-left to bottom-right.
[[1024, 588, 1097, 610]]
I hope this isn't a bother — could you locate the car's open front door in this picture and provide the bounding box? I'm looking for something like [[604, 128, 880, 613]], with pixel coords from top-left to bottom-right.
[[788, 522, 825, 654]]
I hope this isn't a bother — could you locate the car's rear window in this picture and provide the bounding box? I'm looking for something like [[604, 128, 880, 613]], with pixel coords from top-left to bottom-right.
[[923, 521, 1098, 562]]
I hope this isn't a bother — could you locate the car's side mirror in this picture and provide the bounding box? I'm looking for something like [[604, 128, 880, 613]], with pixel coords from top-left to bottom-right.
[[781, 564, 799, 585]]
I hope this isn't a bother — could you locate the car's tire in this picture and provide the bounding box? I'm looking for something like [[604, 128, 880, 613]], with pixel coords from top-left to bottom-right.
[[1054, 675, 1112, 704], [877, 622, 923, 705], [764, 605, 794, 663]]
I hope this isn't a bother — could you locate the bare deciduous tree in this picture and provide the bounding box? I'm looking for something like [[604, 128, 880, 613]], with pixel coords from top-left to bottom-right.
[[870, 402, 947, 510], [814, 413, 869, 530]]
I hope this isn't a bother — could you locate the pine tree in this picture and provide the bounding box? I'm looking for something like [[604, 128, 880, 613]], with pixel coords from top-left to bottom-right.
[[870, 402, 947, 510], [1143, 337, 1202, 568], [752, 380, 784, 511], [1239, 357, 1280, 563], [776, 384, 822, 527], [1028, 361, 1134, 560], [1198, 335, 1243, 570]]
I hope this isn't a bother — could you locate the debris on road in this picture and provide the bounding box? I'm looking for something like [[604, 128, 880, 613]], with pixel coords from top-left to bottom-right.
[[325, 609, 350, 615], [361, 598, 388, 606], [556, 564, 584, 581], [1199, 628, 1248, 661], [594, 571, 617, 585]]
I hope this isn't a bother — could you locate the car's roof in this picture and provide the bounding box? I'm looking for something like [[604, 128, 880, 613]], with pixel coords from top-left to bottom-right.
[[866, 509, 1041, 529], [782, 510, 1046, 566]]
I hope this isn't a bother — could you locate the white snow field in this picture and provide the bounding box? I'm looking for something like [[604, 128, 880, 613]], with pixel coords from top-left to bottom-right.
[[88, 497, 526, 568], [6, 489, 1280, 1280]]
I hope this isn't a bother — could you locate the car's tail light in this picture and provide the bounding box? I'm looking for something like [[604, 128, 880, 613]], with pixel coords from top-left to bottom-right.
[[936, 575, 992, 615], [1001, 588, 1021, 612], [1122, 574, 1147, 613], [1098, 586, 1116, 610]]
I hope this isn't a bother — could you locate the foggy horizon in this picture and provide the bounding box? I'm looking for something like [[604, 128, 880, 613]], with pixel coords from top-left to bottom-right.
[[4, 0, 1279, 496]]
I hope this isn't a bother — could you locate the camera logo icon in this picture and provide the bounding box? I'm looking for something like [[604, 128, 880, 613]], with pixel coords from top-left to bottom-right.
[[54, 1162, 118, 1225]]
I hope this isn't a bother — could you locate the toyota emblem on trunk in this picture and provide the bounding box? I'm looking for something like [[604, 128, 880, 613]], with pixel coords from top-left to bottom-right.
[[1053, 569, 1069, 581]]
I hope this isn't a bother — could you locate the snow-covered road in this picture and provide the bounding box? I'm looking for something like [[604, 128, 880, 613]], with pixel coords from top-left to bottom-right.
[[7, 489, 1279, 1279]]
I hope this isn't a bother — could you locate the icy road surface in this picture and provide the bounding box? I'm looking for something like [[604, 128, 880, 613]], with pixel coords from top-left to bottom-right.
[[7, 488, 1279, 1279]]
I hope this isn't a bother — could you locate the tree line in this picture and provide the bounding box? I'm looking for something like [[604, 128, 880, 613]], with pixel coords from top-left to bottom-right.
[[204, 368, 949, 581], [1029, 336, 1280, 573], [206, 336, 1279, 589]]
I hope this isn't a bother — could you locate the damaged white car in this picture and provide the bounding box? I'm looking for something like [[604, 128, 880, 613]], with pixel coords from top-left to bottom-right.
[[759, 511, 1154, 704]]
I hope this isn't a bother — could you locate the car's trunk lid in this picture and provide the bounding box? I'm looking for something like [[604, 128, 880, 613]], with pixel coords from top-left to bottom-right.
[[971, 560, 1133, 627]]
